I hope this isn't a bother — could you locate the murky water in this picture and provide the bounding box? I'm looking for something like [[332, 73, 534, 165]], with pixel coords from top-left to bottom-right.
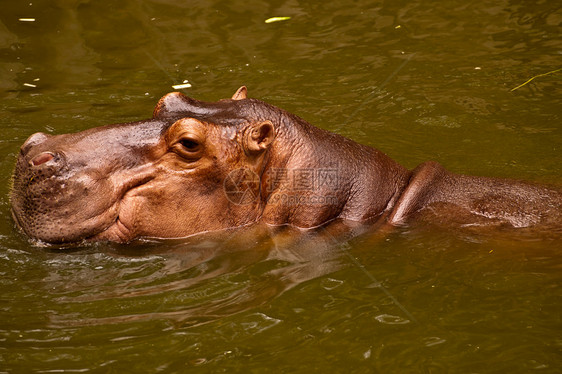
[[1, 0, 561, 372]]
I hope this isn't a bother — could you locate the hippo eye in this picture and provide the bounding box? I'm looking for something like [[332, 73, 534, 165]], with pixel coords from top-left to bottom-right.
[[179, 138, 200, 151]]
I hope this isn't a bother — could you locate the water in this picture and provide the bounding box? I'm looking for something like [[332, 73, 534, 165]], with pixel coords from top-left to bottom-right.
[[1, 0, 561, 372]]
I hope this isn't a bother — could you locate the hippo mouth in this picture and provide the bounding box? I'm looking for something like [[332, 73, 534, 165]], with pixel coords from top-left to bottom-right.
[[86, 188, 145, 243], [11, 191, 138, 245], [88, 215, 134, 243]]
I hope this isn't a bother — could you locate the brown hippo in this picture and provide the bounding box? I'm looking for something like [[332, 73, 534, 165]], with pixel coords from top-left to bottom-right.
[[10, 87, 562, 244]]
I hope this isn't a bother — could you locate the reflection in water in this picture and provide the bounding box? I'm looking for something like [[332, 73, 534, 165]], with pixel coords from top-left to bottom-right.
[[44, 224, 366, 328]]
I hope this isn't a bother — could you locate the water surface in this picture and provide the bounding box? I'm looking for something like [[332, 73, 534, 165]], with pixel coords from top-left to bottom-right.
[[1, 0, 561, 372]]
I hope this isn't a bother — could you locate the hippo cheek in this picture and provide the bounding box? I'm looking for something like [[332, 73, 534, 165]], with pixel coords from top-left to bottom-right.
[[112, 186, 199, 239], [72, 172, 158, 243], [99, 177, 235, 240], [87, 178, 173, 241]]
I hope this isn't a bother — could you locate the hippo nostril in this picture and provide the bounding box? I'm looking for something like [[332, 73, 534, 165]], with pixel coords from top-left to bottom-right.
[[21, 132, 51, 155], [30, 152, 55, 166]]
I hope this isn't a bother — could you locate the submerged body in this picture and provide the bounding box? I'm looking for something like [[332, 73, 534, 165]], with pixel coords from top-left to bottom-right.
[[10, 87, 562, 244]]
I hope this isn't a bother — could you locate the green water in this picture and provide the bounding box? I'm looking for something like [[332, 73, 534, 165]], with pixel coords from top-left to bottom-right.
[[1, 0, 561, 372]]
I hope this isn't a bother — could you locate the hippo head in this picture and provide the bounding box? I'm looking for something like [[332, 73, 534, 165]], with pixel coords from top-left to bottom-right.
[[11, 87, 278, 244]]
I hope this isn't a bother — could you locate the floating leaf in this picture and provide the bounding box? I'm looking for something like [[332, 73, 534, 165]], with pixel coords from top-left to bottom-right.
[[265, 17, 291, 24], [172, 82, 192, 89], [172, 84, 191, 89]]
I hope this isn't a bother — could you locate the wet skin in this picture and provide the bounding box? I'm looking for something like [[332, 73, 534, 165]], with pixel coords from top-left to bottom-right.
[[10, 87, 562, 244]]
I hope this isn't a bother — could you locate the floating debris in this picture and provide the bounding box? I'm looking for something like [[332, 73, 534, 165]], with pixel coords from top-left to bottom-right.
[[511, 67, 561, 92], [23, 83, 37, 88], [375, 314, 410, 325], [265, 16, 291, 24], [172, 83, 192, 89], [19, 18, 36, 22], [172, 80, 192, 90]]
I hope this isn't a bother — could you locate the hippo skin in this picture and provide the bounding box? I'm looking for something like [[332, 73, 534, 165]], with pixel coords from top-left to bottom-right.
[[10, 87, 562, 244]]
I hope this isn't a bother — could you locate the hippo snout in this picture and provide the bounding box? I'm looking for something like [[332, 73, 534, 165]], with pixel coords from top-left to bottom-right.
[[10, 120, 167, 244], [11, 130, 123, 243]]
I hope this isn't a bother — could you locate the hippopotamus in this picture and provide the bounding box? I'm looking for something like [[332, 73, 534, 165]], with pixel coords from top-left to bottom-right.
[[10, 87, 562, 244]]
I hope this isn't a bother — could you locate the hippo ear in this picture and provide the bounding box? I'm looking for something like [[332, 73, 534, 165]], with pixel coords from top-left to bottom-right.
[[231, 86, 248, 100], [243, 121, 275, 155], [153, 92, 192, 118]]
